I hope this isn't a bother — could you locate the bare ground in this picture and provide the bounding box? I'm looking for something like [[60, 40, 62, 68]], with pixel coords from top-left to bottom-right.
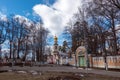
[[0, 71, 120, 80]]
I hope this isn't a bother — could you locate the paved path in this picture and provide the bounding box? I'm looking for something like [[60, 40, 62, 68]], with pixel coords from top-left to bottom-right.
[[0, 66, 120, 77]]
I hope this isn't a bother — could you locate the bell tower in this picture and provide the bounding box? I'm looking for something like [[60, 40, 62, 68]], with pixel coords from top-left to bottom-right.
[[52, 35, 59, 64], [53, 35, 58, 53]]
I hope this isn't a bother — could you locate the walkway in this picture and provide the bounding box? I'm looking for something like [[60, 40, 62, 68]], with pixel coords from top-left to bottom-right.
[[0, 66, 120, 77]]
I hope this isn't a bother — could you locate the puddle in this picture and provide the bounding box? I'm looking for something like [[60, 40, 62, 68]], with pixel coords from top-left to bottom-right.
[[0, 70, 8, 73], [48, 76, 80, 80]]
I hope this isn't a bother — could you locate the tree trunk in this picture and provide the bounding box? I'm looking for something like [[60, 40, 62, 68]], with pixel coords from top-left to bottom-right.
[[111, 15, 118, 54], [17, 40, 20, 59], [9, 41, 12, 59]]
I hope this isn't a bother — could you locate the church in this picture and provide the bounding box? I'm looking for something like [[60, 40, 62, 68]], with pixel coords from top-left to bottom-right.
[[52, 35, 59, 64], [47, 35, 70, 64], [47, 35, 60, 64]]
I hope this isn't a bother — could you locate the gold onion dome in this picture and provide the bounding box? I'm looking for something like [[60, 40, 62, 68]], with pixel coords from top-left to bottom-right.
[[54, 35, 58, 41]]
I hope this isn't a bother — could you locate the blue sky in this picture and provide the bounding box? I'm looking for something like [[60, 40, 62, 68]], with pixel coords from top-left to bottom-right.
[[0, 0, 81, 48], [0, 0, 56, 20], [0, 0, 57, 47]]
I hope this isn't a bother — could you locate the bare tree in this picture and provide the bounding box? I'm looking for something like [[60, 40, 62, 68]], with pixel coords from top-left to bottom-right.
[[92, 0, 120, 54], [0, 18, 8, 59], [33, 23, 49, 63], [111, 0, 120, 9]]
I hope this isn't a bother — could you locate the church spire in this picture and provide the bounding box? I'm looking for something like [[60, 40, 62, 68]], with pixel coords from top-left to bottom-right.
[[54, 35, 58, 45]]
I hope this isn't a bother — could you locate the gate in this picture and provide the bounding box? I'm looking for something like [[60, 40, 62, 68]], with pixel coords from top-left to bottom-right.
[[79, 56, 85, 67]]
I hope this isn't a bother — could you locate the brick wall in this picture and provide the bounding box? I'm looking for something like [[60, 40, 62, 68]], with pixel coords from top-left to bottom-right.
[[92, 55, 120, 69]]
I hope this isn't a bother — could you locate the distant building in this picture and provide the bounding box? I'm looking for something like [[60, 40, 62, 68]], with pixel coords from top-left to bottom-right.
[[52, 35, 59, 64], [47, 35, 59, 64], [47, 35, 70, 64], [52, 35, 59, 55]]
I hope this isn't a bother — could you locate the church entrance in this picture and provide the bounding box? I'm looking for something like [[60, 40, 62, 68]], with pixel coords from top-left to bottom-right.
[[79, 56, 85, 67], [76, 46, 87, 67]]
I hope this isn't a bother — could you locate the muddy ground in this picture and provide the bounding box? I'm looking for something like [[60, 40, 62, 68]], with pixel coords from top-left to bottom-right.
[[0, 71, 120, 80]]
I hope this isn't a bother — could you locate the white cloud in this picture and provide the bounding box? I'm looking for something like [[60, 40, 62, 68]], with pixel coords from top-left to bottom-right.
[[14, 15, 33, 27], [115, 24, 120, 36], [33, 0, 82, 36], [1, 40, 9, 50], [26, 12, 30, 17], [0, 12, 7, 21]]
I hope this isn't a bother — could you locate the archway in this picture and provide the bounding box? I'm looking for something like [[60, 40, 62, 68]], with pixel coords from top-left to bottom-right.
[[76, 46, 87, 67]]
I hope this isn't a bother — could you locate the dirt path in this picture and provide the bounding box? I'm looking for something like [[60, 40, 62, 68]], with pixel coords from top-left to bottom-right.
[[0, 66, 120, 78]]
